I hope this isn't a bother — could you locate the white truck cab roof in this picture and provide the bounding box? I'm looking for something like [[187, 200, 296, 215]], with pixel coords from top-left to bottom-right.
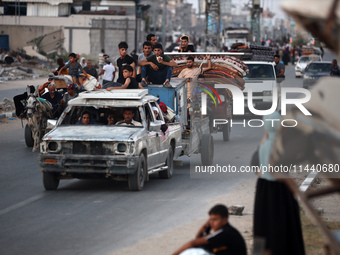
[[68, 89, 158, 107]]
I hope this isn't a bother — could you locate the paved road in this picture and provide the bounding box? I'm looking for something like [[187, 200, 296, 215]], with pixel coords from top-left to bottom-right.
[[0, 50, 336, 255]]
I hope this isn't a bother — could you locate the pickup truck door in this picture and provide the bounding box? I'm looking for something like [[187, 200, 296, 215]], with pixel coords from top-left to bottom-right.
[[145, 103, 163, 169]]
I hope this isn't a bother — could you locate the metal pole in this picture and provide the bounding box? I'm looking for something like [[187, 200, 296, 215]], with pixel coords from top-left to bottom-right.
[[217, 0, 220, 51], [204, 0, 208, 51], [161, 0, 166, 47]]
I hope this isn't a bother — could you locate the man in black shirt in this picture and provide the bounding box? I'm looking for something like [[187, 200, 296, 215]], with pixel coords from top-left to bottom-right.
[[116, 41, 136, 84], [41, 83, 63, 119], [330, 59, 340, 76], [274, 54, 285, 78], [178, 35, 195, 52], [107, 65, 144, 90], [173, 204, 247, 255], [83, 60, 98, 79]]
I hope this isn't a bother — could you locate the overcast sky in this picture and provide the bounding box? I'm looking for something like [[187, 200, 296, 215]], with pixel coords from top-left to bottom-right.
[[185, 0, 286, 19]]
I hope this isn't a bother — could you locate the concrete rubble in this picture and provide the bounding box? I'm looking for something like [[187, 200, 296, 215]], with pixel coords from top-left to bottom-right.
[[0, 98, 16, 119], [0, 66, 40, 82], [229, 205, 245, 216]]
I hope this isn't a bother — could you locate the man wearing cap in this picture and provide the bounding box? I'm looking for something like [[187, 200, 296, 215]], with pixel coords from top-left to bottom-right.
[[178, 35, 195, 52], [60, 83, 78, 109]]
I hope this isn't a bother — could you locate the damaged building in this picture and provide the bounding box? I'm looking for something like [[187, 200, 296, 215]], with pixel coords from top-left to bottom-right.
[[0, 0, 143, 57]]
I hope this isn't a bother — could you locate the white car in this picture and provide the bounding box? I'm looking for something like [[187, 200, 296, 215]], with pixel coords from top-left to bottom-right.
[[295, 54, 322, 77], [243, 61, 280, 114]]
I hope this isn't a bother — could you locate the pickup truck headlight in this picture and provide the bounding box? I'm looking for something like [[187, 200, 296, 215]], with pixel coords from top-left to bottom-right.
[[117, 143, 127, 152], [263, 91, 272, 96], [47, 141, 61, 153], [295, 66, 301, 71]]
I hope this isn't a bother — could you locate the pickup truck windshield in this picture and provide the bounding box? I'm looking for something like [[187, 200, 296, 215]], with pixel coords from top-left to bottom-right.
[[306, 63, 333, 73], [61, 106, 143, 127], [245, 64, 275, 80]]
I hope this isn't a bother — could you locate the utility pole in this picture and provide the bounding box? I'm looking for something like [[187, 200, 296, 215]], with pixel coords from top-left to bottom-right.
[[250, 0, 262, 45], [161, 0, 166, 47], [204, 0, 221, 51]]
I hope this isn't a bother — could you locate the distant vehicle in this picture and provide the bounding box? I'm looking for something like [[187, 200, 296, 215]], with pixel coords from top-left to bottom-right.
[[295, 54, 322, 78], [222, 28, 249, 49], [243, 61, 280, 114], [303, 61, 333, 89]]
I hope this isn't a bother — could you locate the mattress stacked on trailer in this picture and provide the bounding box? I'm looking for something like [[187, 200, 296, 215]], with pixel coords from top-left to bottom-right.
[[172, 55, 248, 91]]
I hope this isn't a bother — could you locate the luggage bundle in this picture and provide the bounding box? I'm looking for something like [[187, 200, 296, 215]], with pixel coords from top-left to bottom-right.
[[230, 44, 275, 62]]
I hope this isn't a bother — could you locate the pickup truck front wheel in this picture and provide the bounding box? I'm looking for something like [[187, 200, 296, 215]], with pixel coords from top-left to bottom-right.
[[128, 153, 146, 191], [159, 147, 174, 179], [43, 172, 60, 190]]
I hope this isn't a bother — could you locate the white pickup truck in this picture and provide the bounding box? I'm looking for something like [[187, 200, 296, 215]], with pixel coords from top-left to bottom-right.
[[243, 61, 280, 114], [39, 89, 182, 191]]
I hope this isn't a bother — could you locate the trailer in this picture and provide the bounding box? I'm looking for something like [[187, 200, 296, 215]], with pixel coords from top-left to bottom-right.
[[168, 52, 248, 141], [148, 78, 214, 166]]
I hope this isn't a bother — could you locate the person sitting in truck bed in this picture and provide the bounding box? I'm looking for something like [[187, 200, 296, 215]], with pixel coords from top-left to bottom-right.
[[106, 65, 144, 90], [116, 108, 142, 126], [138, 43, 178, 88]]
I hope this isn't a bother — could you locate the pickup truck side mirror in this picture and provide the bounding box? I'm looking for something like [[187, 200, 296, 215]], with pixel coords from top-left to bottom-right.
[[47, 119, 57, 131], [149, 122, 161, 132]]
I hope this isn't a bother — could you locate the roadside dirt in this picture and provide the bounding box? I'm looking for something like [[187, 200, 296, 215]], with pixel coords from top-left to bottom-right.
[[107, 178, 257, 255]]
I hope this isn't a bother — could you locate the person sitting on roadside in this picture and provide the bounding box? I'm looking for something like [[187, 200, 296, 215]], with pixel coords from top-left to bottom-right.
[[41, 83, 63, 119], [116, 108, 142, 126], [83, 60, 98, 79], [58, 53, 87, 86], [173, 204, 247, 255], [60, 83, 78, 110], [107, 65, 144, 90], [107, 112, 116, 125], [178, 55, 212, 79], [138, 43, 178, 87], [52, 58, 68, 76], [178, 35, 195, 52]]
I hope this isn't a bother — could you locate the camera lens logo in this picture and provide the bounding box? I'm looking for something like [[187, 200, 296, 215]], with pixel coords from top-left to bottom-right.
[[197, 83, 222, 115], [201, 84, 312, 116]]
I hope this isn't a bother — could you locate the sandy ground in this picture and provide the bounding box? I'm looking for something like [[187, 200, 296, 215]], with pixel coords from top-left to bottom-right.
[[309, 178, 340, 222], [106, 175, 340, 255], [107, 178, 257, 255]]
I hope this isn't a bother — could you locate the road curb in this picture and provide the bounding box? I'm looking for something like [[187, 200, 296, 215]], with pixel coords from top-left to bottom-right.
[[0, 111, 16, 119], [299, 171, 318, 192]]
